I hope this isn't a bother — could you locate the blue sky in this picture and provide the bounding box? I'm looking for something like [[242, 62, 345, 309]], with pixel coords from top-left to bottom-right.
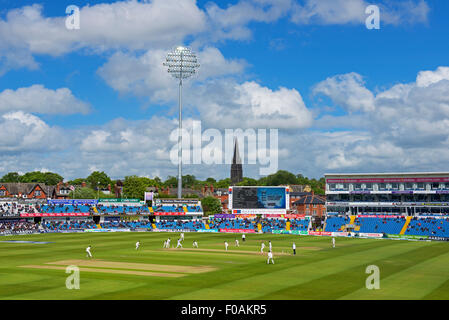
[[0, 0, 448, 181]]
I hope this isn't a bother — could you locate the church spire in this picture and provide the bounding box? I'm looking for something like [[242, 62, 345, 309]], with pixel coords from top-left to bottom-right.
[[231, 138, 243, 185]]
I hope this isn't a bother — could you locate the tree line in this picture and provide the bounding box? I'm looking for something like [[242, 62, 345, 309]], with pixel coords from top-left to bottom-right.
[[0, 169, 325, 200]]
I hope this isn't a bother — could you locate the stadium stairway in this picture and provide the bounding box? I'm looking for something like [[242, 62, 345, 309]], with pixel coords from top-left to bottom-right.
[[349, 215, 356, 225], [400, 216, 413, 235]]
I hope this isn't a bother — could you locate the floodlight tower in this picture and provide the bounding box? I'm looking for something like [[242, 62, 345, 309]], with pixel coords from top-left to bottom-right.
[[163, 46, 200, 199]]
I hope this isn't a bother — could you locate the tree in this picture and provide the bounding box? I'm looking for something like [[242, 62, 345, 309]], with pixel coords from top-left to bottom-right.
[[43, 172, 64, 185], [122, 176, 152, 200], [68, 187, 97, 199], [205, 177, 216, 184], [264, 170, 298, 186], [153, 176, 162, 185], [215, 178, 231, 188], [68, 178, 85, 185], [164, 176, 178, 187], [237, 177, 258, 186], [201, 196, 222, 216], [86, 171, 112, 190], [0, 172, 20, 183], [182, 175, 196, 188], [19, 171, 63, 185]]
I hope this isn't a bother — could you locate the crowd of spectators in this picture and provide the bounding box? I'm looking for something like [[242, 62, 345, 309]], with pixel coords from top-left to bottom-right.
[[0, 202, 38, 217], [0, 221, 39, 233], [96, 204, 149, 215], [405, 217, 449, 237], [43, 220, 98, 231]]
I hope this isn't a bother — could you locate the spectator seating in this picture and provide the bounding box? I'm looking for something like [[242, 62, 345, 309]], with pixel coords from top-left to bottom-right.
[[325, 216, 350, 232], [100, 221, 153, 229], [405, 217, 449, 237], [95, 205, 149, 215], [354, 216, 406, 234], [43, 220, 98, 230]]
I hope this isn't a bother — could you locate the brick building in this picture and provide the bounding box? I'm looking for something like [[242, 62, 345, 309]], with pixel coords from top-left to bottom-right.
[[292, 192, 326, 217]]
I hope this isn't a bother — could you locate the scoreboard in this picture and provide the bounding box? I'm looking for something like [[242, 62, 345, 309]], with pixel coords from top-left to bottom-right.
[[229, 186, 289, 214]]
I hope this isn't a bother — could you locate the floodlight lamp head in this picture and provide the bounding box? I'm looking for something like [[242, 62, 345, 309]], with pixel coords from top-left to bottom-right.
[[163, 46, 200, 80]]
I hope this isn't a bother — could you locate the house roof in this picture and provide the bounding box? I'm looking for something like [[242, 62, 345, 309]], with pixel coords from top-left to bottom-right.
[[0, 183, 54, 196], [293, 194, 326, 205]]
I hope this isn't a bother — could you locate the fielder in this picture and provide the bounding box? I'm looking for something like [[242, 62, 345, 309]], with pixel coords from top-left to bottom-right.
[[224, 241, 229, 251], [332, 237, 336, 248], [242, 233, 246, 242], [193, 240, 198, 248], [164, 238, 171, 248], [267, 251, 274, 264], [176, 238, 183, 248], [261, 242, 265, 253], [180, 232, 184, 241], [235, 239, 239, 247], [136, 241, 140, 250], [86, 245, 92, 258], [269, 241, 272, 252], [292, 242, 296, 255]]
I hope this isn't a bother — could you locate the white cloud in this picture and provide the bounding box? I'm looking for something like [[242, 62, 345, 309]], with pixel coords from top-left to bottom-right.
[[0, 0, 207, 74], [204, 0, 293, 41], [98, 47, 312, 129], [97, 47, 246, 101], [0, 84, 90, 115], [313, 72, 375, 112], [185, 78, 313, 129], [416, 66, 449, 87], [308, 66, 449, 175], [291, 0, 429, 25], [0, 111, 66, 152], [0, 0, 430, 76]]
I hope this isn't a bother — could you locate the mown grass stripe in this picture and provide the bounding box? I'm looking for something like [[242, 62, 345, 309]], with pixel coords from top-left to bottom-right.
[[168, 241, 424, 299], [340, 245, 449, 299], [257, 242, 449, 299]]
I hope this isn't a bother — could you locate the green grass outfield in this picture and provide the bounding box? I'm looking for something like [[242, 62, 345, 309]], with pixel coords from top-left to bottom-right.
[[1, 231, 449, 300]]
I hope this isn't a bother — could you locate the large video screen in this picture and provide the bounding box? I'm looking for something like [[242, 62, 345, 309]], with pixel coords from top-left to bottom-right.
[[231, 187, 287, 209]]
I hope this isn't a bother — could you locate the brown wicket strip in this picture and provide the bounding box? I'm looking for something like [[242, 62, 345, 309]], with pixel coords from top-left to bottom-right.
[[45, 259, 217, 274], [19, 265, 184, 278]]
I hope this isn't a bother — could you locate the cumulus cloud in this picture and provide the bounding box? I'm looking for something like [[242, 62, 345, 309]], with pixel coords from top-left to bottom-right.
[[416, 66, 449, 87], [313, 72, 375, 113], [97, 47, 246, 101], [291, 0, 429, 25], [0, 85, 90, 115], [204, 0, 293, 41], [0, 0, 207, 74], [0, 111, 66, 153], [192, 80, 313, 129], [98, 46, 312, 129], [0, 0, 431, 76], [308, 66, 449, 175]]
